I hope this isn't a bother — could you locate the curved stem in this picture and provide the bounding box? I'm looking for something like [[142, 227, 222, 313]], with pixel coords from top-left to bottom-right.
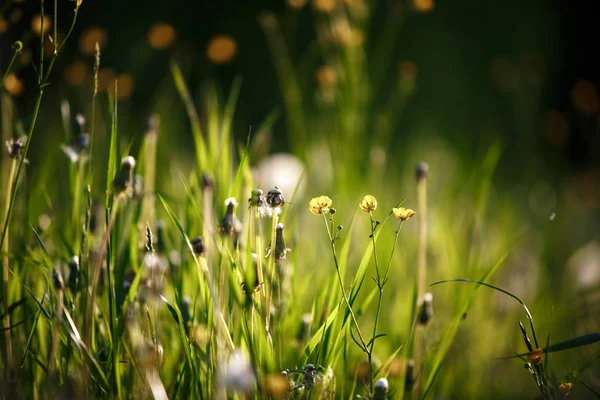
[[322, 213, 367, 351]]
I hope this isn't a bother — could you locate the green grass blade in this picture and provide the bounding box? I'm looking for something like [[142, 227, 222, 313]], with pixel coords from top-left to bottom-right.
[[421, 251, 510, 399]]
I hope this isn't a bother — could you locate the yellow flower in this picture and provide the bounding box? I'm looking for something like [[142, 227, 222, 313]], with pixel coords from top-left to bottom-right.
[[559, 382, 573, 396], [309, 195, 332, 215], [393, 207, 416, 221], [360, 195, 377, 212], [527, 348, 543, 366]]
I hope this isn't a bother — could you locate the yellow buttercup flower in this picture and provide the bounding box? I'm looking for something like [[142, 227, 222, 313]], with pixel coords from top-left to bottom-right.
[[360, 195, 377, 212], [309, 195, 332, 215], [559, 382, 573, 396], [393, 207, 416, 221], [527, 348, 543, 366]]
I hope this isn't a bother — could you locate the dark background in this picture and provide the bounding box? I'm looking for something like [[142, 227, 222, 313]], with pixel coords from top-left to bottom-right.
[[1, 0, 599, 173]]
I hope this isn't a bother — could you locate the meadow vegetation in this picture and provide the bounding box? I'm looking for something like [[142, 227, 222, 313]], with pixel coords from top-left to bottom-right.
[[1, 0, 599, 398]]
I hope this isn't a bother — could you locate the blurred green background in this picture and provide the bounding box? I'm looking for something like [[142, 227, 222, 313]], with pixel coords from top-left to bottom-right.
[[2, 0, 599, 398]]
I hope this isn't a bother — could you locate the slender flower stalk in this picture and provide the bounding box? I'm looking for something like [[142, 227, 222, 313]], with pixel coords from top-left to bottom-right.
[[0, 1, 80, 374], [1, 158, 17, 369], [321, 212, 368, 352], [413, 161, 428, 398]]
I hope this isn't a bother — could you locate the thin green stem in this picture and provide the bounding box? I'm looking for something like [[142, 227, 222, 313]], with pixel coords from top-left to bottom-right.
[[0, 43, 22, 90], [265, 211, 278, 343], [322, 213, 367, 352], [2, 159, 17, 370]]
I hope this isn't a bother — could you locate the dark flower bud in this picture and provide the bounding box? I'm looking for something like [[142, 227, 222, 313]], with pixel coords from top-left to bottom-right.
[[122, 156, 136, 170], [415, 162, 429, 181], [218, 198, 242, 236], [373, 377, 389, 400], [156, 220, 166, 253], [53, 270, 65, 291], [112, 156, 136, 194], [201, 174, 213, 190], [190, 236, 206, 256], [67, 256, 80, 293], [181, 296, 192, 327], [266, 186, 285, 208], [404, 359, 415, 391], [417, 292, 433, 325], [5, 136, 26, 158], [76, 133, 90, 150], [248, 189, 265, 207]]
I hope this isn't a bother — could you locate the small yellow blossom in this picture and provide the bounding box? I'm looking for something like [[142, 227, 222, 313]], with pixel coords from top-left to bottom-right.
[[559, 382, 573, 396], [360, 195, 377, 212], [527, 348, 543, 365], [393, 207, 416, 221], [309, 195, 332, 215]]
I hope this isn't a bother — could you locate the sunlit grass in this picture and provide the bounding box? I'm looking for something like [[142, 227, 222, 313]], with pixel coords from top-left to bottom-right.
[[0, 0, 599, 399]]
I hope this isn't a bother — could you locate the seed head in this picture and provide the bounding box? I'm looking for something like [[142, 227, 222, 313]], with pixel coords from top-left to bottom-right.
[[266, 186, 286, 208], [373, 377, 389, 400], [67, 256, 80, 292], [190, 236, 206, 256], [416, 162, 429, 181], [52, 270, 65, 291], [201, 173, 213, 190], [359, 195, 377, 213], [6, 136, 26, 158], [248, 189, 265, 207], [404, 359, 415, 390], [219, 198, 242, 236], [418, 292, 433, 325], [122, 155, 136, 170]]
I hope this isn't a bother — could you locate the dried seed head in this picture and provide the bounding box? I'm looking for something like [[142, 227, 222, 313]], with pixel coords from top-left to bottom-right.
[[76, 133, 90, 150], [219, 199, 242, 236], [67, 256, 79, 292], [190, 236, 206, 256], [373, 377, 389, 400], [418, 292, 433, 325], [122, 155, 136, 170], [53, 270, 65, 291], [404, 359, 415, 390], [416, 161, 429, 180], [201, 174, 213, 190], [248, 189, 265, 207], [5, 136, 26, 158], [266, 186, 286, 208]]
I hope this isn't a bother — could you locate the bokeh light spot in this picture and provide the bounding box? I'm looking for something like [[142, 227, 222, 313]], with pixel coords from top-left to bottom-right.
[[79, 27, 108, 55], [571, 79, 599, 115], [148, 22, 176, 50], [206, 35, 237, 65]]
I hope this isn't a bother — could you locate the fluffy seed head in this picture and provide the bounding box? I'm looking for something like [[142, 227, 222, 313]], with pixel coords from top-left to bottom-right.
[[122, 155, 136, 169]]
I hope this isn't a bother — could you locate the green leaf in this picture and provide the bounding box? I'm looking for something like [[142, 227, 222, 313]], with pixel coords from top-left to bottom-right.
[[421, 251, 510, 399]]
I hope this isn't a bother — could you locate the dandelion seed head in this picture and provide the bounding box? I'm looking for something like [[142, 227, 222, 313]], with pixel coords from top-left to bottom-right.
[[122, 155, 136, 169]]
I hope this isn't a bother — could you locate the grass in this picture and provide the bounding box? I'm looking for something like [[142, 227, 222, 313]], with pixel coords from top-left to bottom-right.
[[1, 0, 599, 398]]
